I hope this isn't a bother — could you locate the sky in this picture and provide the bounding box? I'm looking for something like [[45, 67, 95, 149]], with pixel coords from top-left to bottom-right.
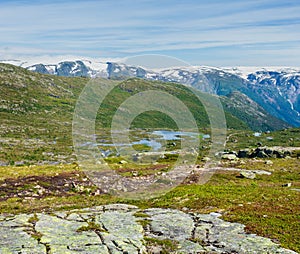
[[0, 0, 300, 66]]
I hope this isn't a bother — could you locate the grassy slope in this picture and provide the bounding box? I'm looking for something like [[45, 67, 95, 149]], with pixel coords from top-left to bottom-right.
[[221, 91, 291, 131], [0, 64, 87, 164]]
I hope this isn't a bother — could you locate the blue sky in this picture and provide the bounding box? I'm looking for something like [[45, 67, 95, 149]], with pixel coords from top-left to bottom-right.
[[0, 0, 299, 66]]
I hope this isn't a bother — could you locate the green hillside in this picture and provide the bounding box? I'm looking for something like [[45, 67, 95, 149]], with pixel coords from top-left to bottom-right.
[[0, 63, 289, 165], [221, 91, 290, 131]]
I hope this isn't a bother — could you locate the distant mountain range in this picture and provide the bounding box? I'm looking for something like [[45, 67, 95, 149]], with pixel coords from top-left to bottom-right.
[[1, 58, 299, 128]]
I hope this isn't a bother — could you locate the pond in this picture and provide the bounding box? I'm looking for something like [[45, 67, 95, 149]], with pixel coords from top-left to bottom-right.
[[79, 130, 210, 157]]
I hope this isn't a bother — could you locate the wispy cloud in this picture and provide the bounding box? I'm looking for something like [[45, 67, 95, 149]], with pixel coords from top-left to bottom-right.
[[0, 0, 299, 66]]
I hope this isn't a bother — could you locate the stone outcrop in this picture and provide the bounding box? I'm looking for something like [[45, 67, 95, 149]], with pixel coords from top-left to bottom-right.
[[0, 204, 297, 254], [237, 146, 299, 159]]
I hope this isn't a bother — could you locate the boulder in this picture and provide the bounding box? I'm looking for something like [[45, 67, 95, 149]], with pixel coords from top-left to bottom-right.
[[239, 170, 256, 179], [282, 183, 292, 187], [238, 147, 292, 159], [265, 160, 273, 165], [201, 156, 211, 162], [238, 149, 252, 158], [221, 154, 238, 161], [0, 161, 9, 166], [256, 150, 269, 158]]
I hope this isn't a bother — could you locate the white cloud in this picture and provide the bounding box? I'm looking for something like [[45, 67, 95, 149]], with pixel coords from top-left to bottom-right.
[[0, 0, 299, 66]]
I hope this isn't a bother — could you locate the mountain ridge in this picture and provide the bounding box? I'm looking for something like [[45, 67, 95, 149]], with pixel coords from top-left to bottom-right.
[[1, 59, 299, 127]]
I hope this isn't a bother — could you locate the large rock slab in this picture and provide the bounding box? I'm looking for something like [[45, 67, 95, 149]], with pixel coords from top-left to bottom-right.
[[0, 205, 297, 254], [0, 214, 46, 253]]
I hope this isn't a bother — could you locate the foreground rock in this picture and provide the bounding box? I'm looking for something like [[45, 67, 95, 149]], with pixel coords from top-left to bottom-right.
[[0, 204, 297, 254]]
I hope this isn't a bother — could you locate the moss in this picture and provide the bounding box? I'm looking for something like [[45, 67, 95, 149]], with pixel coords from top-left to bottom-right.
[[27, 213, 43, 242], [77, 221, 108, 233], [144, 237, 179, 253], [134, 212, 150, 218], [31, 231, 43, 241], [137, 219, 151, 229], [28, 213, 39, 224]]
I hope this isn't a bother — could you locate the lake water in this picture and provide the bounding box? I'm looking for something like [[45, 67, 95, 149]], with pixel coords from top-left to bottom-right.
[[100, 130, 209, 155], [80, 130, 210, 157]]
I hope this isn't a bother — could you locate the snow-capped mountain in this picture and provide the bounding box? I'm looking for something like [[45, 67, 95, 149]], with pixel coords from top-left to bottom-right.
[[104, 62, 300, 126], [2, 58, 299, 127], [27, 60, 108, 78], [0, 56, 110, 77]]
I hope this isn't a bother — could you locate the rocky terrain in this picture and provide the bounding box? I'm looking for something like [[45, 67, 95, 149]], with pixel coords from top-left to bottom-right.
[[0, 204, 297, 254]]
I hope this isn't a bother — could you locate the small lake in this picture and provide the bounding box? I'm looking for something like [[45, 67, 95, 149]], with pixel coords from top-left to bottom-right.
[[90, 130, 210, 156]]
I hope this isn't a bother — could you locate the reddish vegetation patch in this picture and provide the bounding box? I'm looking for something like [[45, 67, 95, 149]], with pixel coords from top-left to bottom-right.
[[0, 171, 97, 201]]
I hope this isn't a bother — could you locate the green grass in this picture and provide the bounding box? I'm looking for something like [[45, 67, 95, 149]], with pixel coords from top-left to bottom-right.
[[225, 128, 300, 151]]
